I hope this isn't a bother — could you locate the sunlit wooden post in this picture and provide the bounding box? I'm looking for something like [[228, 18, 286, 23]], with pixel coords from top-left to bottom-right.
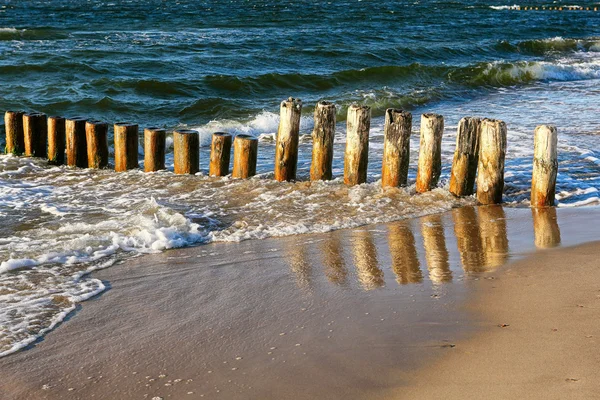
[[416, 113, 443, 193], [86, 120, 109, 169], [232, 134, 258, 179], [476, 119, 507, 204], [449, 117, 481, 196], [4, 110, 25, 155], [381, 109, 412, 188], [23, 112, 47, 158], [275, 97, 302, 182], [66, 117, 88, 168], [209, 132, 232, 177], [114, 122, 139, 171], [144, 127, 166, 172], [344, 104, 371, 185], [310, 101, 336, 181], [47, 116, 66, 165], [173, 129, 199, 175], [531, 125, 558, 207]]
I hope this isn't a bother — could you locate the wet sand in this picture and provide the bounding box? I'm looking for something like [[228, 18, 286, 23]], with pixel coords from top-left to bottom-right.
[[1, 206, 599, 399]]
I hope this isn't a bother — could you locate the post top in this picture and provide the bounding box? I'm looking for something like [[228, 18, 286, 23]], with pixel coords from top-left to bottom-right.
[[174, 129, 199, 135], [86, 120, 107, 127], [213, 132, 231, 137], [24, 112, 46, 118], [421, 112, 442, 120], [281, 97, 302, 109], [386, 108, 411, 118], [66, 116, 86, 122], [235, 134, 257, 141], [5, 110, 25, 115], [348, 104, 371, 112], [145, 127, 166, 133], [317, 101, 336, 108], [115, 122, 138, 128], [48, 116, 65, 121]]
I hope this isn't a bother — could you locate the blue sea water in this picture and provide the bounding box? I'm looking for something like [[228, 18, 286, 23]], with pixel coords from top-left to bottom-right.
[[1, 0, 600, 356]]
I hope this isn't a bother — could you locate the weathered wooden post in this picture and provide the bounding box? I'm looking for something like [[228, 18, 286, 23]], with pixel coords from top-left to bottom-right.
[[232, 134, 258, 179], [209, 132, 232, 177], [173, 129, 199, 175], [310, 101, 336, 181], [86, 120, 109, 169], [344, 104, 371, 185], [476, 119, 507, 204], [4, 111, 25, 155], [416, 113, 444, 193], [23, 112, 47, 157], [449, 117, 481, 196], [114, 122, 139, 171], [144, 127, 166, 172], [66, 117, 88, 168], [381, 109, 412, 188], [530, 125, 558, 207], [274, 97, 302, 182], [47, 116, 66, 165]]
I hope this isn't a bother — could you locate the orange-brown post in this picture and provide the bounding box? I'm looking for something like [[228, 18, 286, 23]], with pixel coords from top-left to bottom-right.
[[86, 120, 109, 169], [173, 129, 199, 175], [344, 104, 371, 185], [381, 108, 412, 188], [47, 116, 66, 165], [209, 132, 232, 177], [449, 117, 481, 196], [274, 97, 302, 182], [114, 122, 139, 171], [232, 134, 258, 179], [144, 127, 166, 172], [310, 101, 336, 181], [4, 110, 25, 155], [531, 125, 558, 207], [66, 117, 88, 168], [23, 112, 47, 158], [415, 113, 444, 193]]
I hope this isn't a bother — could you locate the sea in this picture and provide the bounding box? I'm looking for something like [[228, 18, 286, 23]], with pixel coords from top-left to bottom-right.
[[1, 0, 599, 356]]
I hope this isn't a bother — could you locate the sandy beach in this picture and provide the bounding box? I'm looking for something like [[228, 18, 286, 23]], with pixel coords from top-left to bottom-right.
[[0, 206, 599, 399]]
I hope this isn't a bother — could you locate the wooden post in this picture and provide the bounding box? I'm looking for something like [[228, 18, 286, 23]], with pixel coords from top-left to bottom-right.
[[416, 113, 443, 193], [310, 101, 336, 181], [381, 108, 412, 188], [47, 116, 66, 165], [66, 117, 88, 168], [232, 134, 258, 179], [344, 104, 371, 185], [209, 132, 232, 177], [476, 119, 507, 204], [274, 97, 302, 182], [114, 122, 139, 171], [85, 120, 109, 169], [531, 125, 558, 207], [449, 117, 481, 196], [144, 127, 166, 172], [4, 111, 25, 155], [173, 129, 199, 175], [23, 112, 47, 158]]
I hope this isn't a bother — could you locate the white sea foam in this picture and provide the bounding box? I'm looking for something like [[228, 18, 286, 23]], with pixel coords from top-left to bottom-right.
[[490, 5, 520, 10]]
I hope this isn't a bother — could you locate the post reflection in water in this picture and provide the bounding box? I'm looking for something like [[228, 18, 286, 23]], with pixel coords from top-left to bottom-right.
[[387, 223, 423, 284], [421, 214, 452, 283], [478, 205, 509, 270], [321, 232, 348, 285], [351, 229, 384, 290], [532, 207, 561, 249], [452, 206, 486, 273], [286, 243, 312, 290]]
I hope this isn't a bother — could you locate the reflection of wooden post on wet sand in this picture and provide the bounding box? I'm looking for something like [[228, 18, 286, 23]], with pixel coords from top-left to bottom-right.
[[532, 207, 561, 249], [421, 214, 451, 283], [321, 233, 348, 285], [286, 243, 312, 290], [352, 230, 384, 290], [452, 206, 485, 273], [478, 205, 509, 270], [387, 223, 422, 284]]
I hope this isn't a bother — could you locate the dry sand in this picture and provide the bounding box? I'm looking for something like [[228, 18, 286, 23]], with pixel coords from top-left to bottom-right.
[[0, 206, 599, 400]]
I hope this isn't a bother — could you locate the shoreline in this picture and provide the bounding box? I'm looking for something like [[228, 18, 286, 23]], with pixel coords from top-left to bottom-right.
[[1, 205, 600, 399]]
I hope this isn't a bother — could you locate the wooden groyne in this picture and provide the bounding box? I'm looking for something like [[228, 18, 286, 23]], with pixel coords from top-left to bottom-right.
[[2, 99, 559, 208]]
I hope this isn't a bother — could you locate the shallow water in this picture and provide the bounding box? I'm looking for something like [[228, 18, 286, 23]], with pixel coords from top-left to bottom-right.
[[1, 1, 600, 356]]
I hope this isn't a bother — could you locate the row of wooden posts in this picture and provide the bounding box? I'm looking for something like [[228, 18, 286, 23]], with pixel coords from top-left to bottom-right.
[[517, 6, 598, 11], [3, 98, 558, 207]]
